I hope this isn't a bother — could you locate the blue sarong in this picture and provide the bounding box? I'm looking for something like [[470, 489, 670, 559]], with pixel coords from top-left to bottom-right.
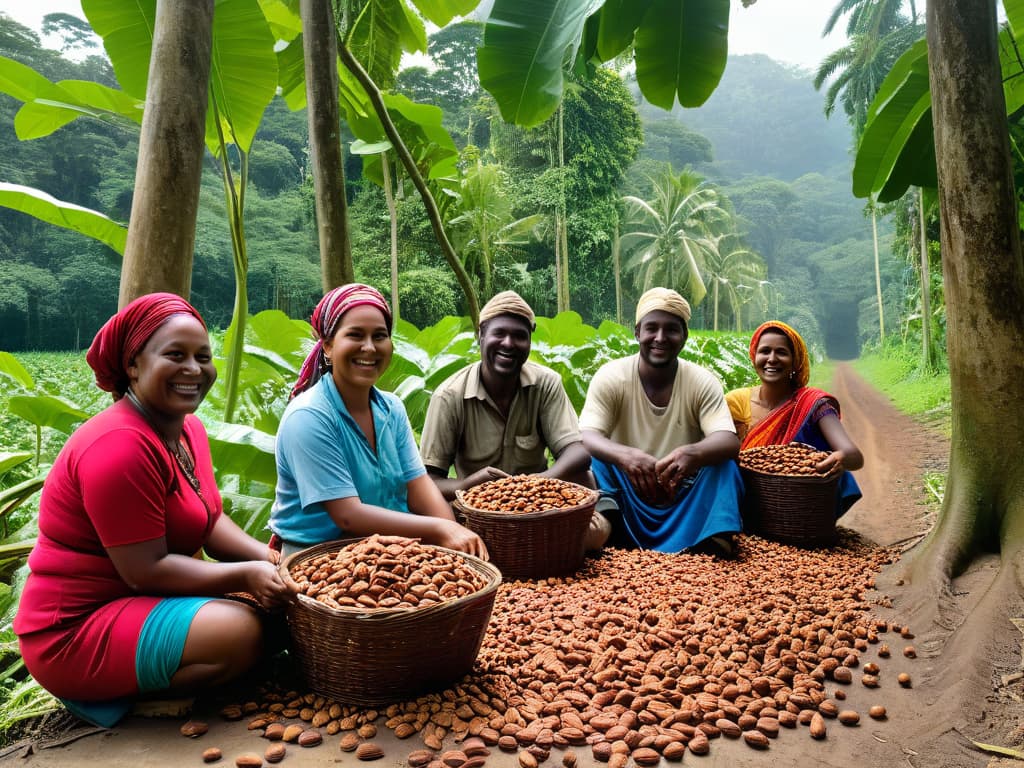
[[591, 458, 744, 553]]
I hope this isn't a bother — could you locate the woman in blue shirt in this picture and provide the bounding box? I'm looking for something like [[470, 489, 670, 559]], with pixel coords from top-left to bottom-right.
[[270, 284, 487, 559]]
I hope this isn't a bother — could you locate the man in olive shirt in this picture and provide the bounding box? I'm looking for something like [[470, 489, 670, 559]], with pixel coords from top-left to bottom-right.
[[419, 291, 609, 549]]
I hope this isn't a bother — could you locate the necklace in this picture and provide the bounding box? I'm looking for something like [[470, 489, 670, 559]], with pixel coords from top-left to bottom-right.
[[167, 437, 202, 497], [124, 390, 211, 523]]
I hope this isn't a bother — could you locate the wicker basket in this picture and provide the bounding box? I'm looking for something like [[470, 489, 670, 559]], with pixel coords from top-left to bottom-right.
[[279, 539, 501, 706], [452, 485, 599, 579], [740, 465, 842, 547]]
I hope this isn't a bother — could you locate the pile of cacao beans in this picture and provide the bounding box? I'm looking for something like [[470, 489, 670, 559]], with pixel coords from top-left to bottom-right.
[[461, 476, 592, 514], [288, 534, 490, 610], [739, 443, 831, 476], [193, 533, 917, 765]]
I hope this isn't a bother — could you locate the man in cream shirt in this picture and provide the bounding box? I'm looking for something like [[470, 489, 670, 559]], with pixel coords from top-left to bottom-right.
[[579, 287, 743, 556]]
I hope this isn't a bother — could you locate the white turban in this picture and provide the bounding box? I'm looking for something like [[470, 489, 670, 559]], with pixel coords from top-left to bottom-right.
[[635, 287, 692, 326]]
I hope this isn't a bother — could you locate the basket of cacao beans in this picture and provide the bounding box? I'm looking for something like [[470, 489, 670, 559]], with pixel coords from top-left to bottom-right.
[[452, 475, 598, 579], [279, 534, 501, 705], [738, 442, 842, 547]]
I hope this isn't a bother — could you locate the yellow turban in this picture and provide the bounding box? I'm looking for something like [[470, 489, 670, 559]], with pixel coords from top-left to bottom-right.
[[478, 290, 536, 330], [635, 287, 692, 326]]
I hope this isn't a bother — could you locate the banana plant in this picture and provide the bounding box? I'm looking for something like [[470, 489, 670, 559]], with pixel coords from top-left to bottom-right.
[[0, 353, 89, 469], [478, 0, 730, 128], [852, 0, 1024, 204]]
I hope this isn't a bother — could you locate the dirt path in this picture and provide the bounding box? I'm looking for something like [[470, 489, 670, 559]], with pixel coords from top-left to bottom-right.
[[10, 364, 1017, 768], [828, 362, 949, 549]]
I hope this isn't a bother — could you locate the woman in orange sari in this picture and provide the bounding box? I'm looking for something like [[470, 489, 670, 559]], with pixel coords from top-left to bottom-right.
[[725, 321, 863, 514]]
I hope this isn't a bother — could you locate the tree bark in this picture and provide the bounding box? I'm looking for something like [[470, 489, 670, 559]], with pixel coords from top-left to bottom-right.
[[918, 187, 934, 371], [613, 217, 622, 325], [382, 153, 400, 322], [910, 0, 1024, 583], [871, 206, 884, 343], [119, 0, 213, 307], [302, 0, 354, 290]]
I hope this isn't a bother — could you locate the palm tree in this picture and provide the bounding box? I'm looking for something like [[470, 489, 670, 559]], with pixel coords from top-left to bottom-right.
[[619, 166, 730, 309], [814, 0, 924, 133], [446, 158, 545, 299], [701, 237, 767, 331], [816, 0, 924, 351]]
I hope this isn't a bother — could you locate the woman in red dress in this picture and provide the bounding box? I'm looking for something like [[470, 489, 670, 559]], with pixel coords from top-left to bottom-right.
[[14, 293, 295, 727]]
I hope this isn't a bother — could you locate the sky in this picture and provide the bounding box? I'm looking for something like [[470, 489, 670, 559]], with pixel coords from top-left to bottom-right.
[[2, 0, 849, 72]]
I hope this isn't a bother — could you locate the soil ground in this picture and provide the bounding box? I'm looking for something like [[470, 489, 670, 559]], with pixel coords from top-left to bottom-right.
[[3, 364, 1021, 768]]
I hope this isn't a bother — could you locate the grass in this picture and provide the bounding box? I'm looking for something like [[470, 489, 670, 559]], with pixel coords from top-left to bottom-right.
[[851, 348, 952, 436], [850, 346, 951, 517], [808, 356, 835, 391]]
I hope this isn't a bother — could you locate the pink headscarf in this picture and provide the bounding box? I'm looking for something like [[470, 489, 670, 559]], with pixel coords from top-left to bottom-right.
[[290, 284, 392, 399], [86, 292, 206, 398]]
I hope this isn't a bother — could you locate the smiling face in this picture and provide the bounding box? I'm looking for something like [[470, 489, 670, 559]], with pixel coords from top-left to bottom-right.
[[478, 314, 532, 381], [753, 330, 795, 386], [323, 304, 393, 395], [127, 314, 216, 425], [635, 309, 687, 369]]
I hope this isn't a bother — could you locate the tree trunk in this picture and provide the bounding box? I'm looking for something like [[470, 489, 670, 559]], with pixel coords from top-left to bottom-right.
[[871, 206, 884, 343], [381, 153, 400, 322], [909, 0, 1024, 585], [119, 0, 213, 307], [918, 187, 935, 371], [613, 217, 622, 325], [554, 214, 563, 312], [712, 280, 719, 332], [557, 103, 570, 313], [302, 0, 354, 290]]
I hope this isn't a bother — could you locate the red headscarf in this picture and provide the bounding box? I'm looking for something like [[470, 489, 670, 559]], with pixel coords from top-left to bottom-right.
[[86, 292, 206, 398], [290, 284, 392, 399]]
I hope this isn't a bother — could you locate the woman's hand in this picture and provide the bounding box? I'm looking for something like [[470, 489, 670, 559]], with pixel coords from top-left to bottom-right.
[[815, 450, 846, 478], [432, 519, 489, 561], [244, 561, 297, 610]]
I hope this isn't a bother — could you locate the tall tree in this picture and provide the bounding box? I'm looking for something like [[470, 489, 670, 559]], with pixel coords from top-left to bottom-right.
[[814, 0, 923, 133], [119, 0, 213, 306], [301, 0, 354, 290], [912, 0, 1024, 579], [701, 237, 765, 331], [815, 0, 924, 353]]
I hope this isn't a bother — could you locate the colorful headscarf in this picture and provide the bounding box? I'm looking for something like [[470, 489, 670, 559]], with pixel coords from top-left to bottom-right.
[[478, 290, 536, 330], [749, 320, 810, 389], [635, 287, 692, 326], [290, 284, 393, 399], [86, 292, 206, 398]]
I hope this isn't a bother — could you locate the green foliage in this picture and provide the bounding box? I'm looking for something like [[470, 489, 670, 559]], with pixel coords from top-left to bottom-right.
[[852, 2, 1024, 203], [675, 55, 852, 182], [620, 165, 728, 307], [639, 117, 714, 169], [852, 341, 951, 432]]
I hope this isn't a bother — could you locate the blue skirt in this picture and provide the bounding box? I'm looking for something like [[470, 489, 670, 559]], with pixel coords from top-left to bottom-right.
[[591, 459, 744, 553]]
